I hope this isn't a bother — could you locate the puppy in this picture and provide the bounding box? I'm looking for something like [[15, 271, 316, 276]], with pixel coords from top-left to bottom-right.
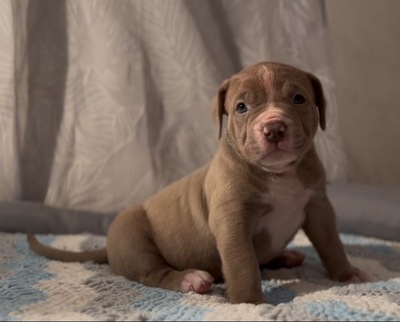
[[28, 62, 369, 304]]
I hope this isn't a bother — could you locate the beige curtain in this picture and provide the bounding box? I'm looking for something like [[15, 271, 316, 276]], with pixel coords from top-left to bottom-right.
[[0, 0, 347, 213]]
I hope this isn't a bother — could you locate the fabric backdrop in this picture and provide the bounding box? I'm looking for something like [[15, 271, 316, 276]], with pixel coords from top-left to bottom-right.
[[0, 0, 347, 213]]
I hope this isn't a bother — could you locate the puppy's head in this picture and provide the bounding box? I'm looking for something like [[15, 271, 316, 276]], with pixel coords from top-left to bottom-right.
[[212, 62, 326, 173]]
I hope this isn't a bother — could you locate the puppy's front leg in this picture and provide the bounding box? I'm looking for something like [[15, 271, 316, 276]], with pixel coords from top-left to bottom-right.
[[210, 211, 265, 304], [303, 194, 370, 282]]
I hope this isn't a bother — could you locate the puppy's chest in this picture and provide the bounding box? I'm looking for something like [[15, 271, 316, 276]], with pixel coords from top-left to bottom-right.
[[253, 173, 311, 252]]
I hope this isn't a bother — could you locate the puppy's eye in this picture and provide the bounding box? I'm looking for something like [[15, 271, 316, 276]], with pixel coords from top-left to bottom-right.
[[293, 94, 306, 104], [236, 102, 248, 114]]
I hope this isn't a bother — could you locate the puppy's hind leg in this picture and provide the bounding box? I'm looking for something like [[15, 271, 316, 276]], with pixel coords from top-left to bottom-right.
[[107, 206, 214, 294]]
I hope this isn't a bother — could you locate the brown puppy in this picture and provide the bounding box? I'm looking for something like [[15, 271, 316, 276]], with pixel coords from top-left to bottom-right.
[[28, 62, 369, 304]]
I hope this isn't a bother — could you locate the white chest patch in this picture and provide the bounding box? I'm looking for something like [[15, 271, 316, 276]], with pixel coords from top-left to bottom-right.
[[254, 170, 312, 256]]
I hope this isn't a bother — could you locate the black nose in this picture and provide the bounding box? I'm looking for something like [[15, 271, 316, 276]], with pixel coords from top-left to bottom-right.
[[263, 122, 287, 143]]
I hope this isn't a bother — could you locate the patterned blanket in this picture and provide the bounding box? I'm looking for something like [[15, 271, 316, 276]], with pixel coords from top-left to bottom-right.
[[1, 231, 400, 321]]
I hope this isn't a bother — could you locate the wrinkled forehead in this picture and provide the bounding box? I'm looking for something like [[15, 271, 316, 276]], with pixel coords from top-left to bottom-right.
[[256, 64, 311, 89], [231, 64, 313, 99]]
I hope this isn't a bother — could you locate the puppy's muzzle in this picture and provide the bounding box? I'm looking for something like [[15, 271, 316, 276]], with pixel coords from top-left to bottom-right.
[[263, 121, 287, 144]]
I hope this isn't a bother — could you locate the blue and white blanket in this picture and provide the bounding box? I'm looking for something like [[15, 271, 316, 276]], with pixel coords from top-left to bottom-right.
[[1, 231, 400, 321]]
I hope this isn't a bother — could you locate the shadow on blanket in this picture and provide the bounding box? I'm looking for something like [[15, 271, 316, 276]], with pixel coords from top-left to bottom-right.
[[259, 241, 400, 306]]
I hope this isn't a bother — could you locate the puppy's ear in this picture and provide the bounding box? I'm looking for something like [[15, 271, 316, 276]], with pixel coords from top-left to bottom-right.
[[211, 79, 230, 139], [308, 73, 326, 131]]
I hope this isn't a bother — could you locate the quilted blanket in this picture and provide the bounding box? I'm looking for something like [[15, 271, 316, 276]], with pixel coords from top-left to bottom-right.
[[1, 231, 400, 321]]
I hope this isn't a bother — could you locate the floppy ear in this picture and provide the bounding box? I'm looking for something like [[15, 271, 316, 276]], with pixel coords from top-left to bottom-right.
[[211, 79, 230, 139], [307, 73, 326, 131]]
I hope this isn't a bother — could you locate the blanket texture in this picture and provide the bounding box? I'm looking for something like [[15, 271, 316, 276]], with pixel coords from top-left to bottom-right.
[[1, 231, 399, 321]]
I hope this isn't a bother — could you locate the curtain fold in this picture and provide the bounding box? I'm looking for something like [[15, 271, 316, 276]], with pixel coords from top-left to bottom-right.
[[0, 0, 348, 213]]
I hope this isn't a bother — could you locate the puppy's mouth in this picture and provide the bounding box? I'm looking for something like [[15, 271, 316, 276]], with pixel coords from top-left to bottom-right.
[[235, 114, 309, 172], [257, 146, 299, 172], [237, 134, 304, 173], [253, 124, 305, 171]]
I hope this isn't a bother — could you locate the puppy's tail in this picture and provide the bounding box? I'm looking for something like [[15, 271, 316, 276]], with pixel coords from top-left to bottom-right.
[[27, 232, 108, 264]]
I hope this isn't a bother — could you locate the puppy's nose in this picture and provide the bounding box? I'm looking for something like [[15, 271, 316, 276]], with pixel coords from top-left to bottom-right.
[[263, 122, 287, 143]]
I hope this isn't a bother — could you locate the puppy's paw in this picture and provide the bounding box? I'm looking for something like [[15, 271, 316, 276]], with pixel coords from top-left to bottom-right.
[[330, 266, 371, 283], [343, 268, 371, 283], [228, 294, 266, 305], [227, 288, 266, 305], [266, 249, 305, 269], [180, 270, 214, 294]]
